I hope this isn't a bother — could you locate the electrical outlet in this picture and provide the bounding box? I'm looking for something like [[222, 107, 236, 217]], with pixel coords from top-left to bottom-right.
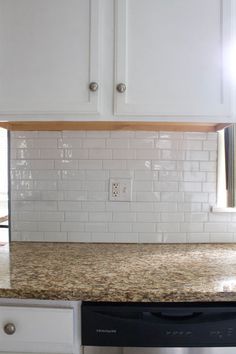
[[109, 179, 132, 201]]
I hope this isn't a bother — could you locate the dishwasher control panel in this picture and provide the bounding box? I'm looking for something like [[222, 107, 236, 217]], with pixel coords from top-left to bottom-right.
[[82, 302, 236, 347]]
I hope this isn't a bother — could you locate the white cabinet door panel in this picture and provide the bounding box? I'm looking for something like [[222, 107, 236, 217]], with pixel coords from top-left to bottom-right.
[[0, 306, 74, 353], [115, 0, 233, 120], [0, 0, 100, 117]]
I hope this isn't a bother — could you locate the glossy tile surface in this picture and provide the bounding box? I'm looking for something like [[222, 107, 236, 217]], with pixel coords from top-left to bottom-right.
[[1, 242, 236, 301]]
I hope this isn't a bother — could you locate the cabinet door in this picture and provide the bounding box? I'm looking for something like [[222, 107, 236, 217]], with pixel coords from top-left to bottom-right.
[[115, 0, 233, 121], [0, 0, 100, 119]]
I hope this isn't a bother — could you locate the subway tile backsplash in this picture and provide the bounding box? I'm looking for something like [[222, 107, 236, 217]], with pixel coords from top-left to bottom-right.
[[10, 130, 235, 243]]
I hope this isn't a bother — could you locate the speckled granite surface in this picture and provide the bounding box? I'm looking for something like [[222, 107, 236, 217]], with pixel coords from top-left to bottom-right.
[[1, 242, 236, 302]]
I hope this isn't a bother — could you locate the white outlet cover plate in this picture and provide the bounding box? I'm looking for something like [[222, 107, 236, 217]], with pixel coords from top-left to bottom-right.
[[109, 178, 133, 202]]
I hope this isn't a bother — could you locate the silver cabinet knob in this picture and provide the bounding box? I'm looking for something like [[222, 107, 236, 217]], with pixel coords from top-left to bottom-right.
[[116, 83, 126, 93], [4, 323, 16, 335], [89, 82, 98, 92]]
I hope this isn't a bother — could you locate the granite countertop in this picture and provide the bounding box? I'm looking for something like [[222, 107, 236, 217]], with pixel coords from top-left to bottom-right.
[[1, 242, 236, 302]]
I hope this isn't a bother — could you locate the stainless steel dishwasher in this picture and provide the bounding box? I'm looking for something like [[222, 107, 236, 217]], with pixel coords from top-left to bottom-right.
[[82, 302, 236, 354]]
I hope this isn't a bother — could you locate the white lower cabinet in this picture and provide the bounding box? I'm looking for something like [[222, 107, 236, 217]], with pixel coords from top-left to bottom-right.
[[0, 301, 80, 354]]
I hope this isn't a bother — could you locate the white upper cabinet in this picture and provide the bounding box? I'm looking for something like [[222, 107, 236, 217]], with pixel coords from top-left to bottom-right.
[[114, 0, 235, 121], [0, 0, 100, 118]]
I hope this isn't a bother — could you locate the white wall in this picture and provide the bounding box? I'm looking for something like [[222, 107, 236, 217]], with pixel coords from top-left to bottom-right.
[[10, 130, 235, 243], [0, 128, 8, 216]]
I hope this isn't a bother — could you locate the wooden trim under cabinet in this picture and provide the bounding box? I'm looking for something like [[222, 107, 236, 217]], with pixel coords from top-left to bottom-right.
[[0, 121, 231, 132]]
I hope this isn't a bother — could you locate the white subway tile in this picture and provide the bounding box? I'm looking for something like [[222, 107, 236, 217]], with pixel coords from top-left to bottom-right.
[[109, 222, 132, 232], [136, 213, 160, 222], [110, 170, 134, 178], [89, 212, 112, 222], [127, 160, 151, 170], [91, 233, 115, 243], [153, 182, 178, 191], [83, 139, 106, 148], [55, 160, 78, 169], [139, 233, 162, 243], [106, 139, 130, 149], [64, 191, 87, 201], [132, 223, 156, 233], [37, 132, 61, 138], [183, 172, 206, 182], [85, 223, 108, 232], [161, 192, 184, 202], [58, 181, 82, 190], [136, 150, 160, 159], [79, 160, 102, 170], [68, 232, 91, 242], [103, 160, 127, 170], [161, 213, 184, 222], [176, 161, 199, 172], [185, 151, 209, 161], [135, 171, 158, 180], [62, 170, 86, 180], [56, 137, 82, 150], [130, 202, 153, 212], [86, 131, 110, 138], [152, 161, 176, 171], [38, 222, 60, 232], [210, 233, 234, 243], [40, 149, 64, 159], [62, 131, 86, 138], [21, 232, 44, 242], [34, 139, 58, 149], [184, 192, 208, 203], [11, 131, 38, 138], [16, 149, 41, 159], [41, 191, 64, 201], [33, 180, 57, 190], [44, 232, 67, 242], [184, 132, 207, 140], [61, 222, 85, 232], [58, 201, 82, 211], [179, 182, 202, 192], [200, 162, 216, 172], [135, 192, 160, 202], [205, 223, 227, 232], [202, 182, 216, 193], [110, 131, 135, 138], [133, 181, 153, 191], [64, 149, 89, 159], [161, 150, 185, 160], [129, 139, 154, 149], [40, 211, 65, 221], [157, 223, 180, 232], [184, 213, 208, 222], [154, 202, 178, 212], [163, 233, 187, 243], [188, 233, 210, 243], [180, 223, 204, 232], [82, 202, 106, 211], [87, 192, 108, 201], [114, 233, 139, 243], [160, 132, 183, 139], [89, 149, 112, 159], [159, 171, 183, 181], [65, 212, 88, 221], [203, 140, 217, 151], [135, 131, 159, 138], [113, 212, 136, 222], [113, 149, 136, 160]]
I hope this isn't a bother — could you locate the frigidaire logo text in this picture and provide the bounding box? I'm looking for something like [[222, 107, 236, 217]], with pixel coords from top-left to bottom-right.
[[96, 329, 117, 334]]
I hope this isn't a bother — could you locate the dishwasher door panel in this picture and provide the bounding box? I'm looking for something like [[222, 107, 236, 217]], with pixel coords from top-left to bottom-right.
[[83, 347, 236, 354]]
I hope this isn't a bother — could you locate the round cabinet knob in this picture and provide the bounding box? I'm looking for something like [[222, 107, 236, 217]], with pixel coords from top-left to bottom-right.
[[89, 82, 98, 92], [4, 323, 16, 335], [116, 83, 126, 93]]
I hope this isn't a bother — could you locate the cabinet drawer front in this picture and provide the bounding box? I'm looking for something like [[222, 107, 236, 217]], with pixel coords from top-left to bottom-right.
[[0, 306, 74, 351]]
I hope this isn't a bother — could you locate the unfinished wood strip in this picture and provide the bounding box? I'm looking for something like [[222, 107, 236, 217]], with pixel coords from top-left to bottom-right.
[[0, 121, 225, 132], [0, 215, 8, 224]]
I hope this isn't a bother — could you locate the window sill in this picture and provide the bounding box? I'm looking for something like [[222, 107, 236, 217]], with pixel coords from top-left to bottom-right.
[[211, 206, 236, 213]]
